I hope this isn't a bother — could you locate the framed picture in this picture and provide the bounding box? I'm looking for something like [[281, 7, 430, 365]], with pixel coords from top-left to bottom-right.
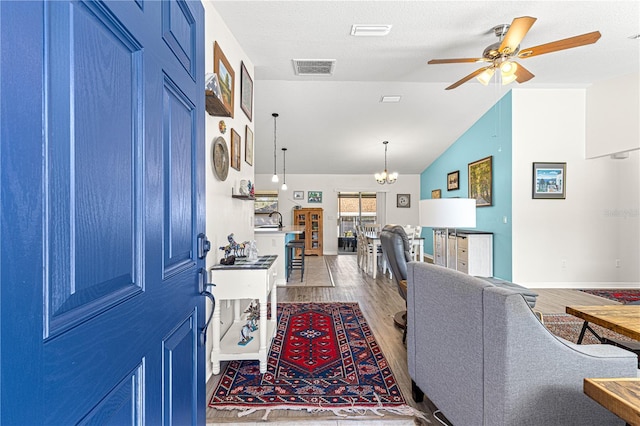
[[230, 128, 241, 171], [240, 62, 253, 121], [308, 191, 322, 203], [447, 170, 460, 191], [244, 125, 253, 166], [431, 189, 441, 199], [293, 191, 304, 200], [532, 162, 566, 199], [468, 156, 492, 207], [213, 41, 234, 118], [397, 194, 411, 208]]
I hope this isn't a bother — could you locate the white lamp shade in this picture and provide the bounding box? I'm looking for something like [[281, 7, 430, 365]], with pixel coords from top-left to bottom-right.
[[419, 198, 477, 228]]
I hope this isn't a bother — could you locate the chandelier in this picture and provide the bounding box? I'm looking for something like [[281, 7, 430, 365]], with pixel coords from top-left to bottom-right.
[[375, 141, 398, 185]]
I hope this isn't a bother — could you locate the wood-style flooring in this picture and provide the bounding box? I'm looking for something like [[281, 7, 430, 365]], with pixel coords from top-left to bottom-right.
[[206, 254, 620, 425]]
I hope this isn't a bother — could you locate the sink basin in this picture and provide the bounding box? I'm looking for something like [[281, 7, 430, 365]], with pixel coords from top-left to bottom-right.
[[257, 225, 282, 229]]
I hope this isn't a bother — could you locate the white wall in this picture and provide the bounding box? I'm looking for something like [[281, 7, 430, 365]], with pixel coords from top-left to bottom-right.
[[203, 2, 255, 380], [586, 72, 640, 158], [512, 89, 639, 288], [256, 173, 420, 254]]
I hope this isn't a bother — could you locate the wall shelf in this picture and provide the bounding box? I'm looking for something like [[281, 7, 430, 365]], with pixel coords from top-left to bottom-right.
[[232, 194, 255, 201], [205, 90, 232, 117]]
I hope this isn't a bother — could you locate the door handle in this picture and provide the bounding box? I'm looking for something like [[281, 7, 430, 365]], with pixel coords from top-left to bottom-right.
[[198, 268, 216, 346]]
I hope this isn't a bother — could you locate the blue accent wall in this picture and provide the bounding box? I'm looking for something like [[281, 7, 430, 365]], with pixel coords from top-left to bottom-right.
[[420, 92, 513, 280]]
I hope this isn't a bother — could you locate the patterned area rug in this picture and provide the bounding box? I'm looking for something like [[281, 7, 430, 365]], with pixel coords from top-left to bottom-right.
[[209, 302, 424, 420], [579, 289, 640, 304], [543, 313, 636, 344]]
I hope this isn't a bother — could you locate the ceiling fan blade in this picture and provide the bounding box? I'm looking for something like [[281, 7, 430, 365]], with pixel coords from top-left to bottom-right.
[[498, 16, 537, 55], [518, 31, 601, 58], [428, 58, 486, 64], [445, 67, 491, 90], [513, 62, 535, 83]]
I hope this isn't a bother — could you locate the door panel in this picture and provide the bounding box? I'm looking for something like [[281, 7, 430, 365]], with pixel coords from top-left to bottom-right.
[[46, 0, 143, 339], [0, 1, 205, 424]]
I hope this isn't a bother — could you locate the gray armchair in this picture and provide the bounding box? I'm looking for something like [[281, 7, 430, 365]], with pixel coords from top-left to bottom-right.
[[380, 224, 413, 342]]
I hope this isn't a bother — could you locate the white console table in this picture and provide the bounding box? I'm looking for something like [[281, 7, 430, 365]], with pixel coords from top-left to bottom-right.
[[209, 255, 278, 374], [433, 229, 493, 277]]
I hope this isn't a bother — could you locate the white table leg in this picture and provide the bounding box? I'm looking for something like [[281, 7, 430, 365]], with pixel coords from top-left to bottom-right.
[[211, 299, 221, 375], [258, 296, 267, 373]]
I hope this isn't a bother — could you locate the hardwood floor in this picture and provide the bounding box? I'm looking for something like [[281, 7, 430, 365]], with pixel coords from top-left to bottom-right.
[[206, 255, 619, 425]]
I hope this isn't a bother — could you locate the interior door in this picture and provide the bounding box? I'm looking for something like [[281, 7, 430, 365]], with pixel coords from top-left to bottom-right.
[[0, 1, 205, 424]]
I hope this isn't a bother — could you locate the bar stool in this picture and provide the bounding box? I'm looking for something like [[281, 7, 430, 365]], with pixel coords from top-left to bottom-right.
[[286, 239, 305, 282]]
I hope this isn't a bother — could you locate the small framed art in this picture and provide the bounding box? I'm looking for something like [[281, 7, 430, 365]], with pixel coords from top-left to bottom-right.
[[230, 128, 241, 171], [532, 162, 566, 199], [447, 170, 460, 191], [308, 191, 322, 203], [244, 126, 253, 166], [397, 194, 411, 208], [293, 191, 304, 200], [240, 61, 253, 121], [431, 189, 441, 199]]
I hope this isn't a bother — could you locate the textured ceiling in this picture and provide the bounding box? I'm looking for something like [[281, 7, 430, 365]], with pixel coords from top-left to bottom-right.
[[211, 0, 640, 175]]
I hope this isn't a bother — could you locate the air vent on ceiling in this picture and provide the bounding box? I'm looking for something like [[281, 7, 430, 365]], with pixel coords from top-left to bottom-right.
[[292, 59, 336, 76]]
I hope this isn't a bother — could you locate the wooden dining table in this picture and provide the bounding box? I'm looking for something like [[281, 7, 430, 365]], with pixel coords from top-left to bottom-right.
[[365, 232, 424, 279], [565, 305, 640, 343], [584, 378, 640, 425]]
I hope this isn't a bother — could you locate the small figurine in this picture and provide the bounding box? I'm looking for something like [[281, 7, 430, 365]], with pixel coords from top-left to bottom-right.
[[244, 301, 260, 331], [238, 323, 253, 346]]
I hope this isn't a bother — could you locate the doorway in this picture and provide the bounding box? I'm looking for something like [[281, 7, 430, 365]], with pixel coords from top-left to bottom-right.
[[337, 192, 378, 254]]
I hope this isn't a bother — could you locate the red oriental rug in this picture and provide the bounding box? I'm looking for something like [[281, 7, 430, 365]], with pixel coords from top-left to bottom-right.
[[208, 302, 424, 420], [579, 289, 640, 304]]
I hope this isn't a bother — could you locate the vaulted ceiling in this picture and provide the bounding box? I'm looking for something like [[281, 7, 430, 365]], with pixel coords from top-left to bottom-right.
[[212, 1, 640, 175]]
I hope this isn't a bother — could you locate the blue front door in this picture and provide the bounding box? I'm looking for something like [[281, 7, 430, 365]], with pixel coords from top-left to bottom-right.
[[0, 1, 205, 424]]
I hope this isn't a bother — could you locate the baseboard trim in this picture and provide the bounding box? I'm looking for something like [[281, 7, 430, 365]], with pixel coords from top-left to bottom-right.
[[524, 281, 640, 289]]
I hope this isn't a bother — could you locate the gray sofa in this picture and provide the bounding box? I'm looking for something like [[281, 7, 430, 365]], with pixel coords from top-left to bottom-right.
[[407, 262, 638, 426]]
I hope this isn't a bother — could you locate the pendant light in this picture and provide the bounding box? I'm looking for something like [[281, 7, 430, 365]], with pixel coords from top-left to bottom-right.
[[281, 148, 288, 191], [374, 141, 398, 184], [271, 113, 279, 183]]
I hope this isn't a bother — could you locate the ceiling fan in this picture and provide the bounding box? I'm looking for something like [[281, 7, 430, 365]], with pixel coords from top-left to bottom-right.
[[428, 16, 601, 90]]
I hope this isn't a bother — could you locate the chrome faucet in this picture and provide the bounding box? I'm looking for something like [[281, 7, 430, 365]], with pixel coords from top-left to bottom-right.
[[269, 211, 283, 228]]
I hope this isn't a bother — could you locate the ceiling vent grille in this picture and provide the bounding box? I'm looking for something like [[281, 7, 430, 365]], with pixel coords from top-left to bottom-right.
[[292, 59, 336, 76]]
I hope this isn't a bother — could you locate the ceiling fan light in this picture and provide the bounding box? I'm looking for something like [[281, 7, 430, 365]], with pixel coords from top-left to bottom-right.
[[476, 68, 495, 85], [500, 60, 517, 74], [501, 73, 518, 85]]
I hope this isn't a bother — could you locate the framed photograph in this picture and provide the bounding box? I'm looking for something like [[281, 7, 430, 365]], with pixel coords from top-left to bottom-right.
[[468, 156, 492, 207], [447, 170, 460, 191], [308, 191, 322, 203], [431, 189, 441, 199], [244, 125, 253, 166], [397, 194, 411, 208], [240, 62, 253, 121], [230, 128, 241, 171], [293, 191, 304, 200], [532, 162, 566, 199], [213, 41, 234, 118]]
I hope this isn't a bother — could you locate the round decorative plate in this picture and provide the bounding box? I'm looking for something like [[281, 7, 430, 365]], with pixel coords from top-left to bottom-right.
[[212, 136, 229, 181]]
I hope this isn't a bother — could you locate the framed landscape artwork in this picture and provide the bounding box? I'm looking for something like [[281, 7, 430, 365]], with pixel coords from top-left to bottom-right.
[[214, 41, 234, 118], [532, 162, 566, 199], [431, 189, 441, 199], [447, 170, 460, 191], [230, 128, 241, 171], [293, 191, 304, 200], [240, 62, 253, 121], [468, 156, 492, 207]]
